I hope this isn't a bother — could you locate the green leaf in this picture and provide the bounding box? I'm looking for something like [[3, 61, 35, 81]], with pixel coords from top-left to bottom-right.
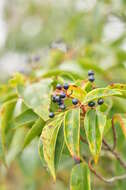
[[23, 118, 45, 148], [38, 138, 47, 167], [41, 114, 63, 180], [70, 163, 91, 190], [13, 109, 38, 129], [64, 108, 80, 160], [84, 109, 106, 163], [9, 72, 25, 87], [0, 99, 17, 153], [6, 128, 26, 166], [108, 83, 126, 90], [83, 88, 122, 104], [113, 114, 126, 138], [42, 70, 83, 80], [17, 78, 53, 120], [0, 132, 5, 164], [55, 125, 64, 170], [108, 83, 126, 98]]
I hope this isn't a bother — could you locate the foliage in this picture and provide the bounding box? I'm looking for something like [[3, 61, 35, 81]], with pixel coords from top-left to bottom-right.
[[0, 0, 126, 189], [0, 68, 126, 189]]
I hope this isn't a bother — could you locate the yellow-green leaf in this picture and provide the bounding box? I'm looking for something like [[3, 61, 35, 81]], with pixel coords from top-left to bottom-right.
[[83, 88, 122, 104], [113, 114, 126, 138], [84, 109, 106, 163], [17, 79, 53, 121], [23, 118, 45, 149], [0, 99, 17, 154], [64, 108, 80, 160], [70, 163, 91, 190], [67, 85, 87, 101], [41, 114, 63, 180]]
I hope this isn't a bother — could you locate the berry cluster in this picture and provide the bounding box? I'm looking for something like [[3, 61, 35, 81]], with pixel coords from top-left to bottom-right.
[[49, 70, 104, 118], [49, 83, 69, 118]]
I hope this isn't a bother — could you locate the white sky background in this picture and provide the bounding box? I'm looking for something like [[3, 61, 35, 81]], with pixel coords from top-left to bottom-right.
[[0, 0, 7, 48]]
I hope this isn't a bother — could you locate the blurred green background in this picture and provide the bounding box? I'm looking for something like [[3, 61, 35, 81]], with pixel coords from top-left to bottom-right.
[[0, 0, 126, 189]]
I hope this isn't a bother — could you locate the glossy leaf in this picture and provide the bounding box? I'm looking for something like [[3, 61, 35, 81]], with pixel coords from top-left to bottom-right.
[[17, 79, 53, 120], [70, 163, 91, 190], [84, 109, 106, 163], [41, 114, 63, 180], [83, 88, 122, 104], [64, 108, 80, 160], [23, 118, 45, 148]]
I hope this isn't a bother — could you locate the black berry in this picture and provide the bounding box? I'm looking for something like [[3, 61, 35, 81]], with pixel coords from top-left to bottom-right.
[[72, 98, 78, 105], [63, 83, 69, 90], [56, 84, 62, 90], [49, 112, 55, 118], [88, 75, 95, 82], [60, 92, 66, 99], [57, 100, 63, 105], [88, 70, 94, 76], [88, 101, 95, 107], [52, 95, 56, 102], [97, 98, 104, 105], [55, 96, 61, 102], [59, 104, 66, 110]]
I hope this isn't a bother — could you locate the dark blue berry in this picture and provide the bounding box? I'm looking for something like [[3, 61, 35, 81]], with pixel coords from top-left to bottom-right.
[[59, 104, 66, 110], [88, 70, 94, 76], [97, 98, 104, 105], [55, 96, 61, 102], [56, 84, 62, 90], [88, 75, 95, 82], [63, 83, 69, 90], [60, 92, 66, 99], [88, 101, 95, 107], [52, 95, 56, 102], [49, 112, 55, 118], [57, 100, 63, 105], [72, 98, 78, 105]]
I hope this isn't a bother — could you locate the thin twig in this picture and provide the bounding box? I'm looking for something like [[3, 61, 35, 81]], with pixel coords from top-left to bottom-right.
[[88, 159, 126, 184], [103, 139, 126, 170], [111, 117, 117, 150]]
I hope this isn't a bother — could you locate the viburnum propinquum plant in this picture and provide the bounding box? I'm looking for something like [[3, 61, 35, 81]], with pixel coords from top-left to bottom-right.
[[0, 71, 126, 189]]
